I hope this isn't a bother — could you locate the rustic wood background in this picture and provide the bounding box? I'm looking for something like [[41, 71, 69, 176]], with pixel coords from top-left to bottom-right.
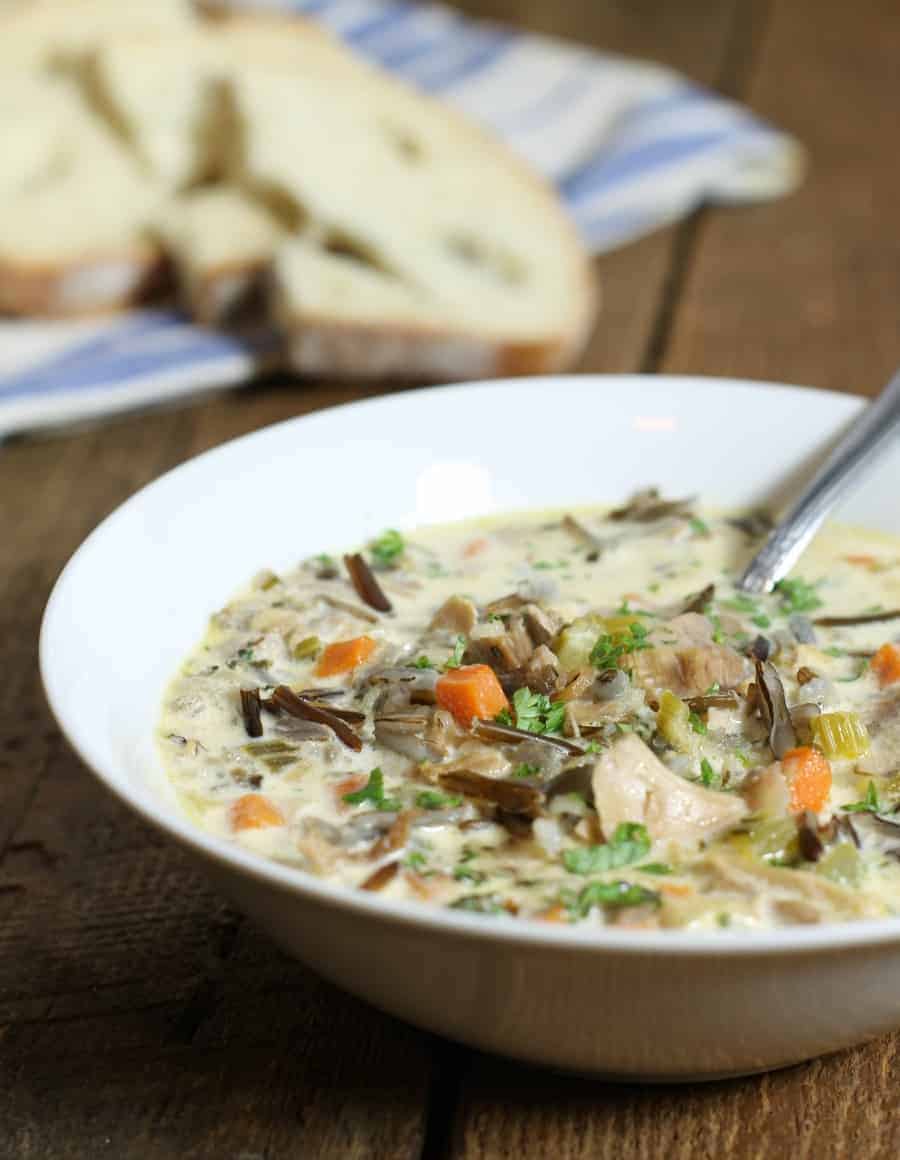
[[3, 0, 899, 1155]]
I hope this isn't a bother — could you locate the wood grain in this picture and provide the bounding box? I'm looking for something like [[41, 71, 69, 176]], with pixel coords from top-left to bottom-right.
[[663, 0, 900, 395], [2, 0, 895, 1156]]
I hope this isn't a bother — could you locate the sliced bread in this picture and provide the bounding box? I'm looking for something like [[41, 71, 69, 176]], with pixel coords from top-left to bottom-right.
[[213, 16, 595, 377], [0, 2, 595, 374]]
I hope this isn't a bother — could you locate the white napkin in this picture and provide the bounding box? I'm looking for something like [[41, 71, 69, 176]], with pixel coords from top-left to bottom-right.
[[0, 0, 803, 437]]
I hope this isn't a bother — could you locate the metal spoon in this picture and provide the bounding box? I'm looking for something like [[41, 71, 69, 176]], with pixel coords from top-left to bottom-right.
[[738, 368, 900, 593]]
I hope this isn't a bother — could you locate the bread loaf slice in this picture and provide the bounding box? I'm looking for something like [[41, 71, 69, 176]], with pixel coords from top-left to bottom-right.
[[215, 17, 595, 377], [0, 97, 166, 316], [154, 188, 283, 325], [0, 3, 595, 373]]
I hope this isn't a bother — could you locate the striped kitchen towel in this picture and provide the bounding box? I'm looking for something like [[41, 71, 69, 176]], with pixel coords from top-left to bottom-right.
[[0, 0, 804, 438]]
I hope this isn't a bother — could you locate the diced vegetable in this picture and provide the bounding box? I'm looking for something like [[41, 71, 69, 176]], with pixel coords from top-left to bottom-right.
[[815, 842, 863, 886], [810, 712, 870, 760], [230, 793, 284, 831], [871, 642, 900, 686], [315, 635, 377, 677], [555, 614, 608, 671], [782, 747, 833, 814], [555, 613, 647, 672], [656, 690, 694, 753], [463, 537, 490, 558], [735, 816, 799, 865], [435, 664, 509, 727], [292, 635, 321, 660]]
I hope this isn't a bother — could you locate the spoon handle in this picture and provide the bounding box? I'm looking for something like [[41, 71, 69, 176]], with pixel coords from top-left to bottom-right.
[[738, 368, 900, 593]]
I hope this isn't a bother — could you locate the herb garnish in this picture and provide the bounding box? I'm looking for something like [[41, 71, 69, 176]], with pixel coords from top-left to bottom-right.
[[496, 688, 566, 734], [342, 768, 401, 811], [416, 790, 463, 810], [688, 711, 708, 735], [690, 516, 710, 536], [453, 865, 486, 884], [637, 862, 672, 875], [413, 655, 434, 669], [512, 762, 541, 779], [405, 851, 428, 872], [589, 622, 651, 671], [564, 880, 660, 917], [443, 635, 467, 670], [699, 758, 719, 787], [450, 894, 504, 914], [562, 822, 650, 875], [369, 529, 405, 568], [842, 781, 882, 814], [775, 577, 823, 614]]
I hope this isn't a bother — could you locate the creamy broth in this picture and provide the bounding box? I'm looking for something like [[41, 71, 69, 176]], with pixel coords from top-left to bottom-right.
[[159, 495, 900, 930]]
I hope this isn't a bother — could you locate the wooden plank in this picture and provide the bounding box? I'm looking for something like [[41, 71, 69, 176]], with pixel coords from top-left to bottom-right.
[[662, 0, 900, 395], [450, 1043, 900, 1160]]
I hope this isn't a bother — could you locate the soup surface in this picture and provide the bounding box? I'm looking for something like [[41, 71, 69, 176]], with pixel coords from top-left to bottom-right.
[[160, 492, 900, 930]]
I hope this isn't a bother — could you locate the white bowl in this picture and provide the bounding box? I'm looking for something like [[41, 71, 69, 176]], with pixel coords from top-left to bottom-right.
[[40, 375, 900, 1080]]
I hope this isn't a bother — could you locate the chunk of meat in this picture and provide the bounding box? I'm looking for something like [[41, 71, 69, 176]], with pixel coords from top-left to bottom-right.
[[503, 644, 560, 696], [858, 690, 900, 775], [591, 734, 747, 848], [429, 595, 478, 635], [628, 641, 749, 698], [522, 604, 562, 647], [741, 762, 790, 816], [651, 612, 714, 648], [464, 616, 533, 671], [626, 612, 749, 697]]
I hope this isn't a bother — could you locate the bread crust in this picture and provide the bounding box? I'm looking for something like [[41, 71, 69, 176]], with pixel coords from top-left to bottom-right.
[[0, 245, 169, 317]]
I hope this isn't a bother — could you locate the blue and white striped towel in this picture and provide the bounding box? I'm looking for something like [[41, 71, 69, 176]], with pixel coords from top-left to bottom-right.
[[0, 0, 803, 438]]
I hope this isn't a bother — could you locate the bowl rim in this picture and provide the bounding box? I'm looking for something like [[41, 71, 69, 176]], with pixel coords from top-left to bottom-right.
[[42, 372, 900, 959]]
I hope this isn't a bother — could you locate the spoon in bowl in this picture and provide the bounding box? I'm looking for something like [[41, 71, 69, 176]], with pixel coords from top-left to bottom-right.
[[738, 367, 900, 593]]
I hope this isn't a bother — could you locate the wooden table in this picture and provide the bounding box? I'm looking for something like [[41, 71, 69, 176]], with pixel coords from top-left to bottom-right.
[[3, 1, 899, 1155]]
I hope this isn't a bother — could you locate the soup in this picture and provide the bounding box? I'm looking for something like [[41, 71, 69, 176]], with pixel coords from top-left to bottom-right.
[[159, 491, 900, 930]]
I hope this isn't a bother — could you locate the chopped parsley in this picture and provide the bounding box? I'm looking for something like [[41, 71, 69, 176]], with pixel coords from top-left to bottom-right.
[[443, 635, 467, 670], [405, 850, 428, 872], [496, 687, 566, 734], [699, 758, 719, 787], [690, 516, 710, 536], [416, 790, 463, 810], [562, 822, 651, 875], [636, 862, 672, 875], [413, 655, 434, 669], [723, 593, 759, 613], [450, 894, 504, 915], [842, 781, 881, 814], [775, 577, 823, 614], [512, 762, 541, 779], [589, 622, 651, 671], [453, 865, 486, 884], [342, 768, 401, 812], [688, 711, 708, 736], [369, 529, 405, 568], [566, 879, 660, 917]]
